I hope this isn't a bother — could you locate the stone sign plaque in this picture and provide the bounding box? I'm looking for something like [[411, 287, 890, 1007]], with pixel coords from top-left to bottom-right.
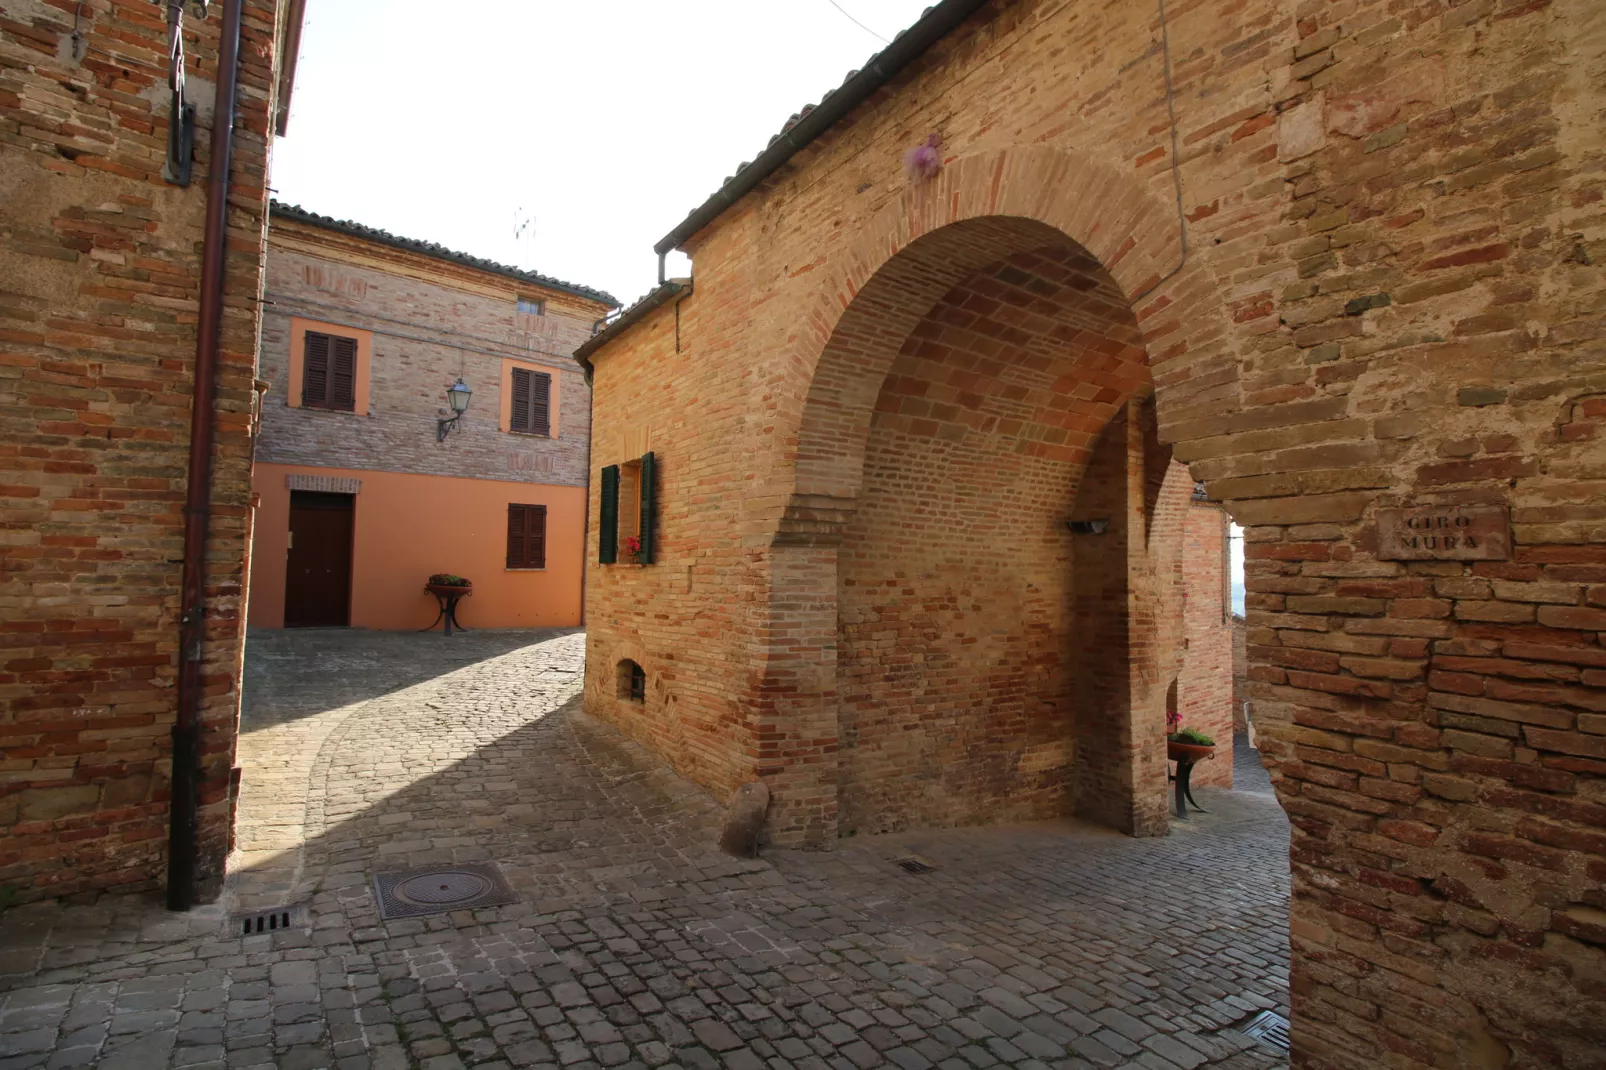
[[1376, 504, 1510, 561]]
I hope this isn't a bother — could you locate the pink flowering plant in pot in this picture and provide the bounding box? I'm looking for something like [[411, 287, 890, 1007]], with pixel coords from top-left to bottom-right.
[[622, 535, 642, 564], [1166, 708, 1215, 761]]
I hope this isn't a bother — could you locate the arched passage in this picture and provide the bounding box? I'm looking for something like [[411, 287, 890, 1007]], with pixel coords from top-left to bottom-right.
[[755, 150, 1247, 847], [834, 233, 1180, 836]]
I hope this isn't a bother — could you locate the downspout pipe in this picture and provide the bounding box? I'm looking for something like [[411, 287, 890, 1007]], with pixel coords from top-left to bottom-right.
[[168, 0, 244, 913]]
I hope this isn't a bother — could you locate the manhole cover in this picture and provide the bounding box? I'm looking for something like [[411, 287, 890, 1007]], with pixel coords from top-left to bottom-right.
[[373, 862, 518, 920], [893, 854, 937, 874]]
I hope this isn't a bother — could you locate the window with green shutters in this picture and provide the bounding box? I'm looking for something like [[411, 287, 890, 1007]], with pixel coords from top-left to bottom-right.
[[599, 452, 656, 565]]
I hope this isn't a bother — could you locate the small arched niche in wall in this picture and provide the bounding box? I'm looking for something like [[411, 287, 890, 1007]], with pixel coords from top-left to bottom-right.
[[616, 659, 646, 704]]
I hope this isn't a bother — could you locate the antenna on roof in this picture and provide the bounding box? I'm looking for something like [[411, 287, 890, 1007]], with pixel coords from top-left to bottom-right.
[[825, 0, 890, 44], [512, 208, 536, 270]]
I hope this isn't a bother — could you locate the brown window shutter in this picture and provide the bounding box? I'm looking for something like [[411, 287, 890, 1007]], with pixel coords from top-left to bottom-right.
[[529, 371, 551, 436], [331, 336, 357, 410], [527, 504, 546, 568], [506, 503, 546, 568], [506, 504, 525, 567], [302, 332, 330, 406], [510, 368, 532, 433], [509, 368, 551, 436]]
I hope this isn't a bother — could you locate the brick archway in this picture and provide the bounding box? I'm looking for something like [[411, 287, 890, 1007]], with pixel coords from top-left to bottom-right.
[[754, 147, 1252, 847], [786, 145, 1234, 505], [745, 146, 1246, 848]]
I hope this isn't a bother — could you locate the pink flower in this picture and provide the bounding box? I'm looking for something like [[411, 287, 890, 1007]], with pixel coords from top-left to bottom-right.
[[904, 133, 943, 180]]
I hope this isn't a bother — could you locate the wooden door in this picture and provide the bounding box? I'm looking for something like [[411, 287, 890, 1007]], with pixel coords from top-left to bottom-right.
[[284, 491, 354, 627]]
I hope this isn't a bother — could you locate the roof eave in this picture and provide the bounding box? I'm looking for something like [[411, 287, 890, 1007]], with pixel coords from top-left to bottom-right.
[[573, 279, 692, 383], [274, 0, 308, 137], [653, 0, 994, 258], [268, 201, 620, 307]]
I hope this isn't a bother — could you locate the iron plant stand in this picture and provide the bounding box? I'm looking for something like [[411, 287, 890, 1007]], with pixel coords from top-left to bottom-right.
[[1170, 756, 1209, 819], [422, 585, 471, 636]]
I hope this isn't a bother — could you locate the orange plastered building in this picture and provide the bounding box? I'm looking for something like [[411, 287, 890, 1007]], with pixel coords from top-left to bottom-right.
[[249, 204, 615, 631]]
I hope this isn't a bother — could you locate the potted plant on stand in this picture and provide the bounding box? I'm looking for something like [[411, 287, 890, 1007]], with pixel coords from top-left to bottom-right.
[[423, 573, 472, 635], [1166, 706, 1215, 818], [426, 573, 472, 597]]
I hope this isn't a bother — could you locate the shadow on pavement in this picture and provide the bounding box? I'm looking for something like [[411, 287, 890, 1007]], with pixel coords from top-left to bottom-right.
[[0, 630, 1292, 1070]]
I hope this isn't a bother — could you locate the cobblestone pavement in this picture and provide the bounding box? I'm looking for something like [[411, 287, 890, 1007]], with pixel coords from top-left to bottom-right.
[[1, 630, 1290, 1070]]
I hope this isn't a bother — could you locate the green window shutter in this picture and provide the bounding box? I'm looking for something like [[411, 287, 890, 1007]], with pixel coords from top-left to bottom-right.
[[599, 465, 619, 564], [638, 451, 656, 565]]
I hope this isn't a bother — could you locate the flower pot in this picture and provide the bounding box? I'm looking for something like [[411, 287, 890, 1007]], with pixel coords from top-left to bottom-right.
[[426, 583, 471, 597], [1167, 739, 1214, 763]]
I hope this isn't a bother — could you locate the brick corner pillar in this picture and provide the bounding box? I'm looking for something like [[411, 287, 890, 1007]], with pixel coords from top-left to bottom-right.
[[1074, 398, 1179, 837], [749, 494, 855, 849]]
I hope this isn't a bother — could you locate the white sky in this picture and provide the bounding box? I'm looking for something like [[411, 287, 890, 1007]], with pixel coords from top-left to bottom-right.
[[1230, 524, 1245, 616], [271, 0, 938, 308]]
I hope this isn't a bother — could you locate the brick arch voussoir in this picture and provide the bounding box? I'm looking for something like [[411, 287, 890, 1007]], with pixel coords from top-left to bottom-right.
[[790, 145, 1205, 512]]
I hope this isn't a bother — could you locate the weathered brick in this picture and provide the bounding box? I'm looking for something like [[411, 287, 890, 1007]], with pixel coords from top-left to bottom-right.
[[1492, 581, 1581, 605], [1537, 606, 1606, 631], [1429, 691, 1574, 730], [1455, 601, 1536, 623], [1523, 727, 1606, 760]]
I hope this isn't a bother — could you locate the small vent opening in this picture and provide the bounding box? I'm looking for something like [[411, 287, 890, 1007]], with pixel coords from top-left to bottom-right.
[[230, 904, 307, 937], [1241, 1010, 1290, 1052], [893, 855, 937, 874]]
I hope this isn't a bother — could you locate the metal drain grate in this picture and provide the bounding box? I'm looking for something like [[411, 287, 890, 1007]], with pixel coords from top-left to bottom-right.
[[1241, 1010, 1291, 1052], [893, 855, 937, 874], [229, 903, 307, 937], [374, 862, 518, 920]]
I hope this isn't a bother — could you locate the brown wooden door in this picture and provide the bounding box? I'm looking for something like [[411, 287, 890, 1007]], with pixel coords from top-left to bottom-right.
[[284, 491, 354, 627]]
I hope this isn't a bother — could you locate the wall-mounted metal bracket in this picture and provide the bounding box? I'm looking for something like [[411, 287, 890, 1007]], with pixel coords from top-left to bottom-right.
[[165, 95, 196, 186], [159, 0, 197, 187]]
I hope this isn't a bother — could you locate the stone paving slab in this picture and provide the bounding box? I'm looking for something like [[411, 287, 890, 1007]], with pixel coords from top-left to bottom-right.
[[0, 629, 1289, 1069]]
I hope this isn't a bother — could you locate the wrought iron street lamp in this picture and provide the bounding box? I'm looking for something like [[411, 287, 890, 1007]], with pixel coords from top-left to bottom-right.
[[437, 377, 473, 442]]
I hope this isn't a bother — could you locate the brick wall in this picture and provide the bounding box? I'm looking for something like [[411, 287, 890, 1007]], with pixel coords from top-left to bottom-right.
[[258, 214, 608, 489], [0, 0, 289, 902], [1180, 502, 1235, 790], [581, 0, 1606, 1065]]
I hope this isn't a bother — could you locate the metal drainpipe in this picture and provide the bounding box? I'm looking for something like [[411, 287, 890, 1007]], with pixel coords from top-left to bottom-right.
[[168, 0, 245, 913], [580, 388, 592, 629]]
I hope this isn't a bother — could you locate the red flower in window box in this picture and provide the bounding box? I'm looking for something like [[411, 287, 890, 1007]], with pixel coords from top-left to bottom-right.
[[622, 536, 642, 564]]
